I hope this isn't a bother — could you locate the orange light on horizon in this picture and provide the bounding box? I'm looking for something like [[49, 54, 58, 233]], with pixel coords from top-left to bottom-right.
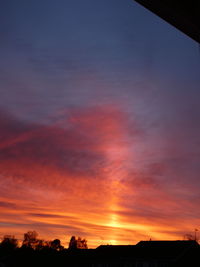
[[0, 105, 198, 248]]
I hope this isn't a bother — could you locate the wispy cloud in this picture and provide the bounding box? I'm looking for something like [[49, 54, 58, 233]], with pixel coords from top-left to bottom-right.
[[0, 103, 200, 247]]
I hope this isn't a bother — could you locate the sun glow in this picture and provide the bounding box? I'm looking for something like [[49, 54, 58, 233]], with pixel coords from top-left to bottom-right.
[[0, 105, 196, 248]]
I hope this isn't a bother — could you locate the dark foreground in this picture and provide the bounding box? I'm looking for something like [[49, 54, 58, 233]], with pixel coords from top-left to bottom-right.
[[0, 240, 200, 267]]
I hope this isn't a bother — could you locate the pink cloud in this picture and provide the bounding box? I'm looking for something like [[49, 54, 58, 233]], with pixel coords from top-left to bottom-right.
[[0, 105, 200, 247]]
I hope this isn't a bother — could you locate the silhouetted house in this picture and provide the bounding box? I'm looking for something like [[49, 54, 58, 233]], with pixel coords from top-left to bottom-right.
[[96, 245, 136, 257], [0, 239, 200, 267], [94, 241, 200, 267], [134, 240, 200, 266]]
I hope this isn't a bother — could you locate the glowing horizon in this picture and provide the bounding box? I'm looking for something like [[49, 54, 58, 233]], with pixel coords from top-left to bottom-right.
[[0, 0, 200, 249], [0, 104, 199, 248]]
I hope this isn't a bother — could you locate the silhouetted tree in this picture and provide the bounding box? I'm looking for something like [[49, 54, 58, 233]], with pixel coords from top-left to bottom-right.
[[35, 240, 44, 250], [50, 239, 63, 251], [22, 231, 39, 249], [0, 235, 18, 250], [68, 236, 88, 249], [69, 236, 76, 249], [24, 230, 38, 242]]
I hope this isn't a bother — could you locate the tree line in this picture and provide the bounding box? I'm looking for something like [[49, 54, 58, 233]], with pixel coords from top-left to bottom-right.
[[0, 231, 88, 251]]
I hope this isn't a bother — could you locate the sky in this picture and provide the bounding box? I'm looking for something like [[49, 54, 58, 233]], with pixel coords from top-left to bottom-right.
[[0, 0, 200, 248]]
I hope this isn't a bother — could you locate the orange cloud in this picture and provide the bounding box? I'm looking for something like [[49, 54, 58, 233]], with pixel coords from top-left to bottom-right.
[[0, 105, 199, 247]]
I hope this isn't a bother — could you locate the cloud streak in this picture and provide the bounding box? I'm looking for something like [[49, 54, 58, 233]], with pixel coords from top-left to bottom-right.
[[0, 102, 200, 247]]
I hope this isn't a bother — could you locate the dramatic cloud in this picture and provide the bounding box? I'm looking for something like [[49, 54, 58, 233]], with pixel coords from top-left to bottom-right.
[[0, 0, 200, 248], [0, 102, 200, 247]]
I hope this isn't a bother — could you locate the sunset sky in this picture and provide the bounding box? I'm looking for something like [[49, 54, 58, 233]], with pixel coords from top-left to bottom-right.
[[0, 0, 200, 248]]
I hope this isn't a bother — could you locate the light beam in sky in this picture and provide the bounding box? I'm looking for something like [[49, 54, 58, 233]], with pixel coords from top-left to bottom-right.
[[0, 0, 200, 248]]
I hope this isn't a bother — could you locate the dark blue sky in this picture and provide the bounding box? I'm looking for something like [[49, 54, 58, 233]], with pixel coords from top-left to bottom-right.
[[0, 0, 200, 246], [1, 0, 199, 122]]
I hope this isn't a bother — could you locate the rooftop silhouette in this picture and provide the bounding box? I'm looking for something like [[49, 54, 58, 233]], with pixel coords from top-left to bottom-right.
[[0, 232, 200, 266]]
